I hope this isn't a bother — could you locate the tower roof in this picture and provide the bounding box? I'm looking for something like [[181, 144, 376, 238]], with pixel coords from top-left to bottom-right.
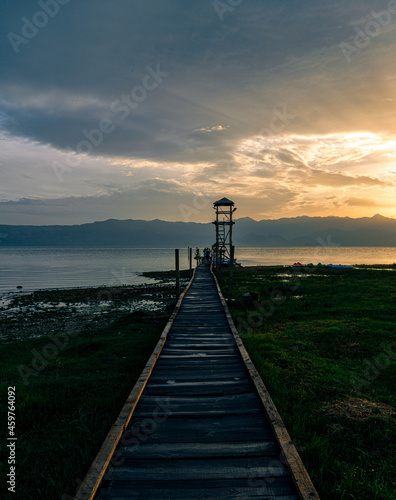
[[213, 197, 235, 207]]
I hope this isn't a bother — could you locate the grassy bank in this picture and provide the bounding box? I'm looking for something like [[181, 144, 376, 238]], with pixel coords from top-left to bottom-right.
[[220, 265, 396, 499], [0, 277, 189, 499]]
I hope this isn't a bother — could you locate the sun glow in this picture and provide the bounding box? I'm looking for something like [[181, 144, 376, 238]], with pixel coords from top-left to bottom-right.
[[239, 132, 396, 171]]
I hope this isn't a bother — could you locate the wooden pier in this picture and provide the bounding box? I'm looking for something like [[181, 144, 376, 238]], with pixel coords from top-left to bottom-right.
[[76, 265, 319, 499]]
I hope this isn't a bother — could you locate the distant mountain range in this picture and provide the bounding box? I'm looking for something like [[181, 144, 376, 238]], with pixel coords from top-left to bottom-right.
[[1, 215, 396, 247]]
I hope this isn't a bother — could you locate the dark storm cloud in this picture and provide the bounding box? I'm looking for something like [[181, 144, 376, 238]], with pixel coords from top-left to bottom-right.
[[2, 0, 388, 162]]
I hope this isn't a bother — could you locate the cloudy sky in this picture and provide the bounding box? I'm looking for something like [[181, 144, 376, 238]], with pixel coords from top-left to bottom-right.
[[1, 0, 396, 224]]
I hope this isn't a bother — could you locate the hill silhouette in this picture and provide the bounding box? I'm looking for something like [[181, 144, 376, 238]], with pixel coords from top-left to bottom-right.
[[0, 215, 396, 247]]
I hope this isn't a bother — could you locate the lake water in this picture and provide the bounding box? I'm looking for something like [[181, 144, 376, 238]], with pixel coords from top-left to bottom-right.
[[0, 246, 395, 293]]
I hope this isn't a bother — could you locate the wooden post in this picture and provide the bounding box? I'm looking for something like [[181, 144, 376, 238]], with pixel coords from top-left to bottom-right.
[[228, 245, 234, 302], [189, 247, 192, 277], [175, 249, 180, 300]]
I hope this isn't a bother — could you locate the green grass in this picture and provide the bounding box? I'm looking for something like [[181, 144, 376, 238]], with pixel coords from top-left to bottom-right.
[[0, 310, 166, 499], [220, 265, 396, 499], [2, 266, 395, 499]]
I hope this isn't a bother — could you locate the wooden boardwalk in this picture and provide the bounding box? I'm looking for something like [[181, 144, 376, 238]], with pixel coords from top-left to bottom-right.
[[77, 265, 319, 499]]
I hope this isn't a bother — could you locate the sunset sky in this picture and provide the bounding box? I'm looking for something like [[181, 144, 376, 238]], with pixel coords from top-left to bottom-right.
[[1, 0, 396, 224]]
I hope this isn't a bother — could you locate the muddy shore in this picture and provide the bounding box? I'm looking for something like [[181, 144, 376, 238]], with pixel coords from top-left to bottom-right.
[[0, 270, 191, 342]]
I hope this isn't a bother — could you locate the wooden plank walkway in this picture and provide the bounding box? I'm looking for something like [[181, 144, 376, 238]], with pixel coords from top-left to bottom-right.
[[76, 265, 319, 499]]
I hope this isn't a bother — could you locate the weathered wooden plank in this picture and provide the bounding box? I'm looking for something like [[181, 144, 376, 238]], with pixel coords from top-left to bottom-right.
[[179, 304, 225, 309], [167, 332, 233, 338], [154, 364, 244, 371], [148, 374, 248, 382], [134, 407, 262, 417], [97, 477, 298, 500], [175, 326, 229, 330], [149, 369, 249, 381], [170, 330, 232, 335], [97, 477, 298, 499], [167, 333, 233, 340], [182, 294, 221, 298], [137, 392, 258, 405], [152, 366, 247, 375], [174, 314, 228, 320], [142, 380, 254, 396], [164, 345, 237, 352], [174, 312, 227, 317], [170, 324, 231, 330], [117, 440, 278, 459], [153, 358, 246, 368], [147, 377, 250, 385], [104, 456, 290, 481], [134, 393, 261, 417], [165, 342, 236, 348], [162, 351, 238, 358], [154, 358, 247, 368], [163, 344, 237, 350], [163, 345, 237, 352], [172, 325, 230, 330], [126, 413, 274, 443], [175, 314, 227, 320], [98, 492, 298, 500], [173, 316, 227, 320], [158, 354, 237, 360], [178, 309, 225, 314], [144, 379, 252, 389], [177, 312, 225, 316]]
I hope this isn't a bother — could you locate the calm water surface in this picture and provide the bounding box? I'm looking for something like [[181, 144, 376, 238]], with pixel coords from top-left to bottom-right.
[[0, 248, 188, 293], [238, 247, 396, 267], [0, 247, 395, 293]]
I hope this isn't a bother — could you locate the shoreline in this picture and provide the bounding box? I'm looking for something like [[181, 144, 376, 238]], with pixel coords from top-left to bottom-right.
[[0, 269, 191, 343]]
